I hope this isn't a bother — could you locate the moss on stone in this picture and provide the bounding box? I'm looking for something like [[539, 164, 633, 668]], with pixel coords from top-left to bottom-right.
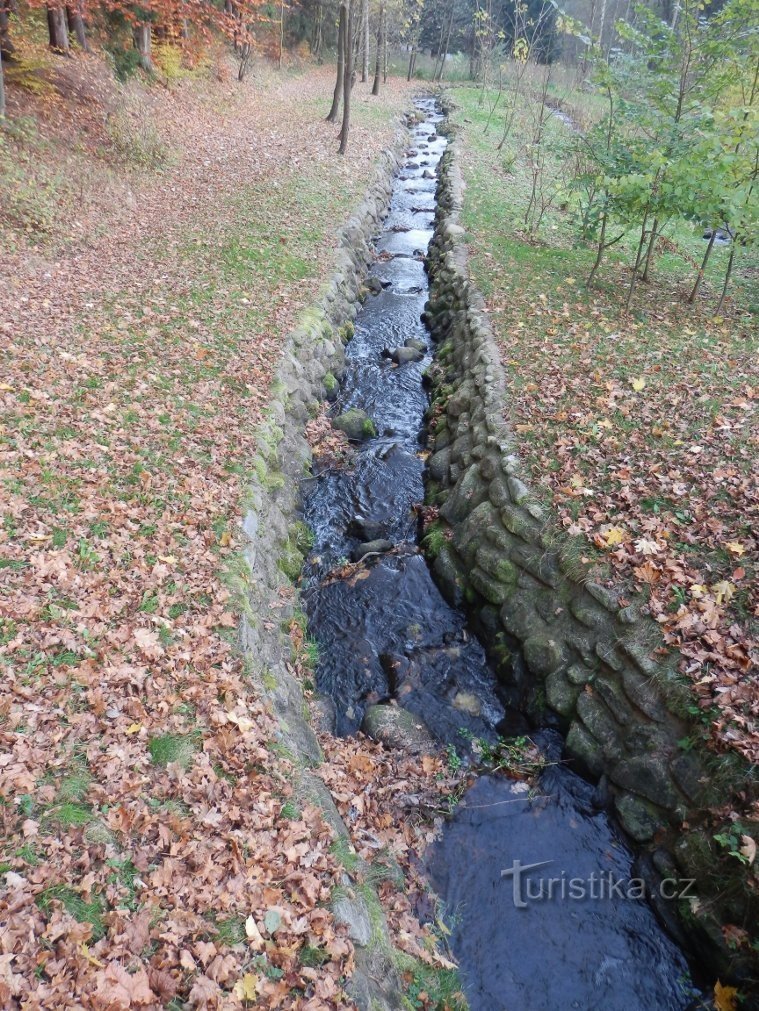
[[421, 520, 448, 560], [339, 320, 355, 343]]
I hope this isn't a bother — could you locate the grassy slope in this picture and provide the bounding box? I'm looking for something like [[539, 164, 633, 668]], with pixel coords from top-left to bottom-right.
[[448, 82, 758, 765]]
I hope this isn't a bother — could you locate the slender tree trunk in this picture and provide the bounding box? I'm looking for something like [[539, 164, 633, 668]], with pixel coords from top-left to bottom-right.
[[66, 2, 87, 50], [278, 0, 284, 69], [0, 1, 13, 62], [372, 2, 383, 95], [326, 2, 345, 122], [311, 0, 323, 56], [382, 16, 387, 82], [641, 215, 659, 282], [407, 42, 416, 81], [361, 0, 368, 81], [715, 242, 736, 315], [436, 5, 454, 82], [625, 214, 650, 312], [687, 229, 717, 304], [432, 14, 446, 81], [581, 0, 596, 74], [237, 41, 252, 80], [597, 0, 607, 52], [0, 48, 5, 119], [339, 0, 352, 153], [47, 5, 70, 54], [587, 211, 608, 288], [133, 23, 152, 72]]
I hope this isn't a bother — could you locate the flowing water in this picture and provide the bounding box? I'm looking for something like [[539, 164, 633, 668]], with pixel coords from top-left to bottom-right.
[[301, 98, 699, 1011]]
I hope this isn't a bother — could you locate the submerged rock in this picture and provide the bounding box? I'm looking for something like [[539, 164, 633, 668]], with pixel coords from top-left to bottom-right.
[[383, 346, 424, 365], [361, 704, 436, 753], [452, 691, 482, 717], [351, 539, 393, 562], [333, 408, 377, 441], [347, 516, 386, 542]]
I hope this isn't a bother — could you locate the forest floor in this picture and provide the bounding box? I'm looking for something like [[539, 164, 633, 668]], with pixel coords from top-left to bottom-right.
[[0, 52, 459, 1009], [448, 83, 758, 773]]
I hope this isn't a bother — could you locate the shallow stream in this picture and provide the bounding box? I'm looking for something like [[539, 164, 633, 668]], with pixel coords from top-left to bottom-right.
[[301, 98, 698, 1011]]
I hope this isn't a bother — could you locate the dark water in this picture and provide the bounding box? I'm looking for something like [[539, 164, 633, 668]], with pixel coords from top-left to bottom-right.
[[302, 98, 697, 1011]]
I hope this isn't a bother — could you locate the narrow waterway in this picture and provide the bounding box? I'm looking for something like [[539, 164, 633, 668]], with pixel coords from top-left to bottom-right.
[[302, 98, 698, 1011]]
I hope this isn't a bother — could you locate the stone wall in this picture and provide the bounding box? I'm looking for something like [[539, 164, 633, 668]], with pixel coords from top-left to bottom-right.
[[422, 137, 755, 984], [235, 121, 411, 1011]]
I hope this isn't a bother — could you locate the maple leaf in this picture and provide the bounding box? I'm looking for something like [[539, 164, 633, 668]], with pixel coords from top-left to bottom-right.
[[725, 541, 746, 557], [635, 538, 660, 556], [93, 963, 155, 1008], [714, 980, 739, 1011], [712, 581, 736, 606], [133, 627, 163, 658], [633, 562, 661, 584], [630, 377, 646, 391], [603, 526, 627, 546], [232, 973, 258, 1002]]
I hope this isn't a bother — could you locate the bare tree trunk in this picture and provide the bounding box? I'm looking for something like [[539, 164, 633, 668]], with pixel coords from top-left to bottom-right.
[[715, 242, 736, 315], [238, 41, 252, 80], [66, 1, 87, 50], [133, 22, 152, 72], [581, 0, 596, 74], [641, 215, 659, 281], [435, 5, 454, 81], [361, 0, 368, 81], [47, 5, 70, 54], [339, 0, 353, 153], [278, 0, 284, 69], [326, 2, 345, 122], [407, 42, 416, 81], [382, 15, 387, 82], [597, 0, 607, 52], [625, 214, 650, 312], [587, 212, 608, 288], [311, 0, 323, 56], [432, 14, 446, 81], [372, 2, 383, 95], [687, 229, 717, 304], [0, 1, 14, 62]]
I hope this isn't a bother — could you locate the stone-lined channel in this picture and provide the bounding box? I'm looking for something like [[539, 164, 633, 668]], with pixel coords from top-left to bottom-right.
[[301, 98, 699, 1011]]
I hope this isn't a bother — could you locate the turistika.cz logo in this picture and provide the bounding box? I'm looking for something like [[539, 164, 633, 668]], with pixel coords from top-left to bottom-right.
[[500, 859, 697, 909]]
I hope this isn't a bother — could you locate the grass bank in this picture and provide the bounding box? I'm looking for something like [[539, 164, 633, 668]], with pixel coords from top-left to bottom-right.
[[446, 82, 757, 767], [0, 52, 427, 1007]]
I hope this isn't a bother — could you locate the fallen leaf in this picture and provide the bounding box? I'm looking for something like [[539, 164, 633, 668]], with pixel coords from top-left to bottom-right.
[[232, 973, 258, 1001], [739, 835, 756, 865], [245, 916, 264, 950], [714, 980, 739, 1011]]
